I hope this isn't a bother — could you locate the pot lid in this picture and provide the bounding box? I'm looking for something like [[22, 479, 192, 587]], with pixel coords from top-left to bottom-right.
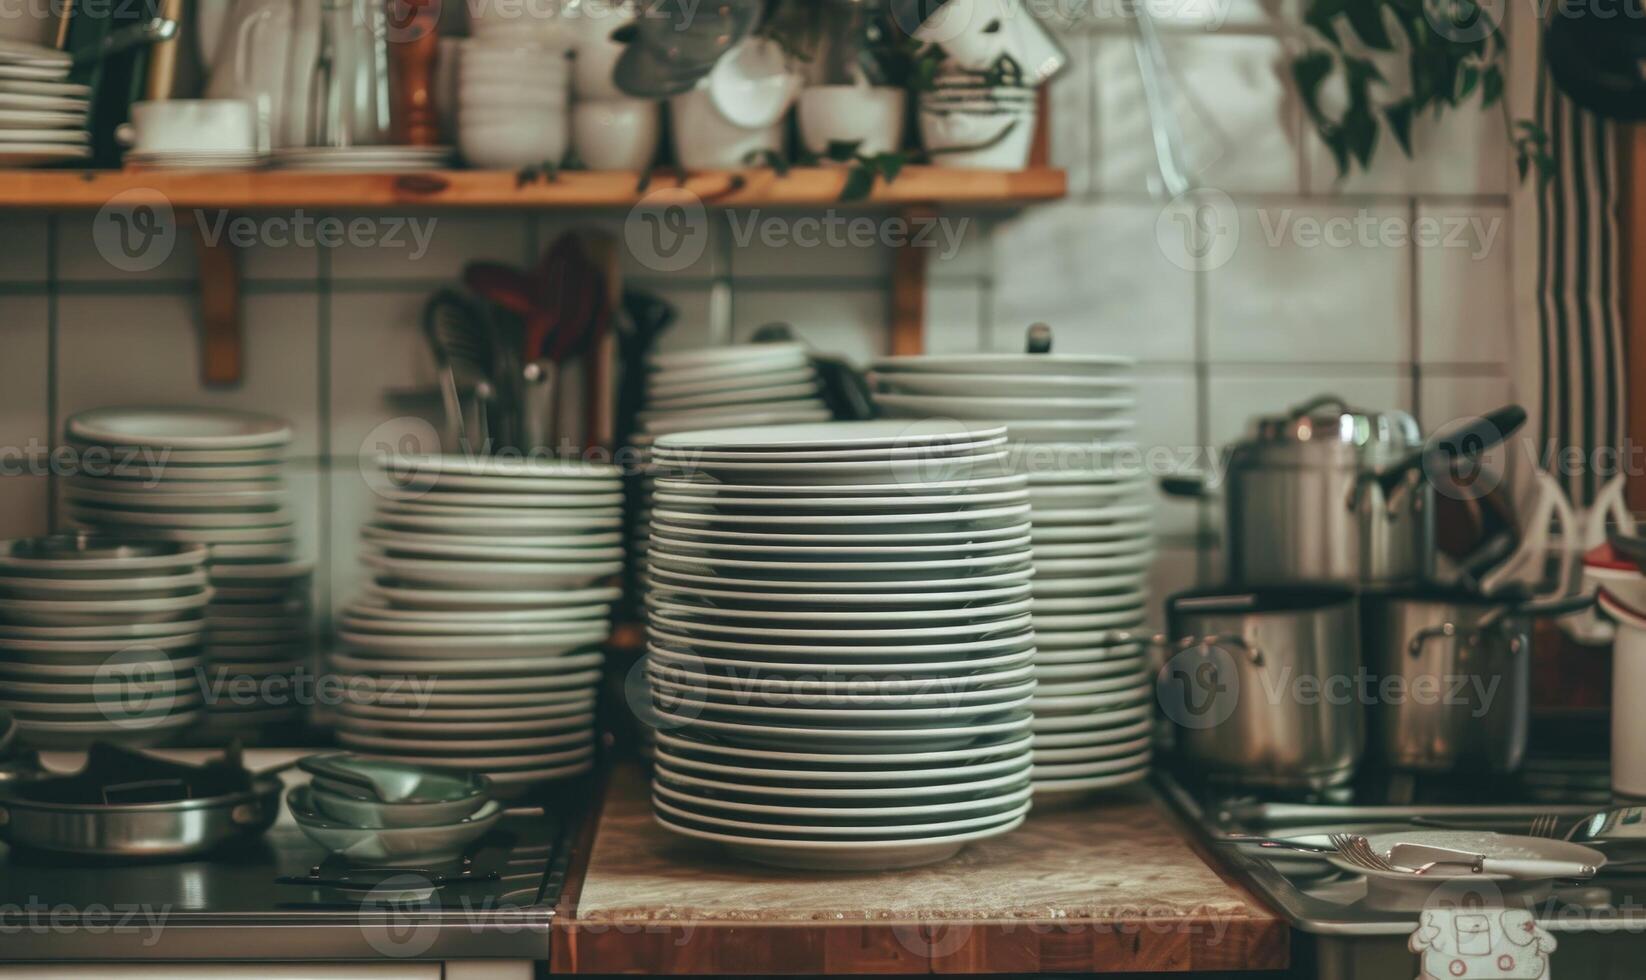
[[1242, 393, 1420, 465]]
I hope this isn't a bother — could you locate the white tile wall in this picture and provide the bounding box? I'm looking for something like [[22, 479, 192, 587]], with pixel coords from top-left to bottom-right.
[[0, 9, 1524, 616]]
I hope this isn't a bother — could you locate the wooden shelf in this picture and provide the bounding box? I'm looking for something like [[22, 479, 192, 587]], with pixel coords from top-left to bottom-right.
[[551, 761, 1289, 975], [0, 166, 1066, 210]]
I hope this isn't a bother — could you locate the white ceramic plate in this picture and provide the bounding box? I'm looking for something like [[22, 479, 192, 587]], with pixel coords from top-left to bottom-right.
[[1030, 572, 1148, 598], [331, 649, 605, 677], [655, 420, 1005, 452], [874, 393, 1136, 421], [69, 505, 293, 529], [647, 342, 810, 371], [374, 487, 624, 508], [642, 407, 832, 436], [653, 488, 1031, 512], [377, 454, 620, 480], [365, 582, 620, 611], [649, 610, 1033, 644], [870, 373, 1134, 398], [68, 407, 292, 450], [647, 626, 1036, 664], [648, 367, 816, 400], [870, 354, 1134, 377], [1031, 519, 1155, 544], [647, 520, 1029, 547], [648, 380, 823, 411], [648, 596, 1035, 626], [653, 473, 1025, 498], [652, 434, 1007, 464], [360, 550, 622, 589], [653, 809, 1026, 871], [652, 502, 1031, 531]]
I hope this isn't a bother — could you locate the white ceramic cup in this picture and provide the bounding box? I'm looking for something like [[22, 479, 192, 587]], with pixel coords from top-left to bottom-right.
[[797, 86, 905, 159], [669, 86, 782, 170], [460, 113, 569, 168], [123, 99, 258, 153], [1613, 606, 1646, 799], [572, 98, 659, 170]]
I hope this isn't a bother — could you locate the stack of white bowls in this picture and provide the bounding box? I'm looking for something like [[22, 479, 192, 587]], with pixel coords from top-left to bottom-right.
[[60, 407, 314, 738], [628, 342, 832, 578], [332, 454, 623, 798], [459, 37, 571, 169], [0, 536, 210, 749], [568, 2, 659, 170], [918, 68, 1037, 170], [640, 421, 1036, 870], [869, 355, 1155, 797]]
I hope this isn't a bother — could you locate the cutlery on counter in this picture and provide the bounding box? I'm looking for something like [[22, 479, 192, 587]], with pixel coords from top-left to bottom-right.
[[1384, 842, 1598, 879], [421, 288, 496, 455]]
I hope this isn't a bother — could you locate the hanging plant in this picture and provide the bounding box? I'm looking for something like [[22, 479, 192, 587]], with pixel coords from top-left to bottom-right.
[[1292, 0, 1553, 181]]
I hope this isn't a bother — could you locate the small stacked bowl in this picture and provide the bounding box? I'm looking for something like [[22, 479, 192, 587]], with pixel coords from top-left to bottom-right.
[[918, 68, 1037, 170], [289, 752, 502, 865], [640, 421, 1036, 870], [568, 2, 659, 170], [459, 37, 571, 169], [60, 407, 313, 737], [332, 454, 623, 798], [0, 536, 210, 749], [870, 354, 1155, 798]]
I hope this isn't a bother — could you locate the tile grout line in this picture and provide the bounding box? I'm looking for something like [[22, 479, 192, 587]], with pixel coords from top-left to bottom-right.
[[315, 243, 334, 642], [1192, 197, 1214, 586], [45, 214, 59, 535], [1408, 196, 1423, 423]]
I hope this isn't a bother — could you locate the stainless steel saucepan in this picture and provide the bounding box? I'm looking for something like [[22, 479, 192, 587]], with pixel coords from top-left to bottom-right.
[[1162, 585, 1364, 790], [1163, 396, 1526, 588]]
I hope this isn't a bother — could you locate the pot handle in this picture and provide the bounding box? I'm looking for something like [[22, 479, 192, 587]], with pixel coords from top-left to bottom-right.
[[1373, 404, 1527, 498], [1173, 632, 1264, 666], [1288, 393, 1351, 420], [1509, 593, 1597, 621], [1407, 622, 1460, 658], [1160, 473, 1213, 499]]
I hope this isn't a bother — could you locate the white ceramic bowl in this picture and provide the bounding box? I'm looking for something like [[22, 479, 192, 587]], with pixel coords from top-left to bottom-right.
[[123, 99, 257, 154], [572, 98, 659, 170], [568, 2, 636, 99], [798, 86, 905, 159], [460, 116, 569, 169]]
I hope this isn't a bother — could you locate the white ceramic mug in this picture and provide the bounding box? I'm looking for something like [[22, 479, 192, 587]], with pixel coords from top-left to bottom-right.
[[798, 86, 905, 159], [912, 0, 1016, 72], [572, 98, 659, 170], [919, 99, 1035, 170], [203, 0, 294, 152], [123, 99, 258, 153], [569, 0, 636, 100], [669, 86, 782, 170]]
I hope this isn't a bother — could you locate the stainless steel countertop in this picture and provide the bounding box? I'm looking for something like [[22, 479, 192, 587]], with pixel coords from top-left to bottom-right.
[[0, 750, 569, 961]]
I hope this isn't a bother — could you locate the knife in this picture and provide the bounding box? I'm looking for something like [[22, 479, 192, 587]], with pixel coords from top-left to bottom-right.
[[1387, 842, 1599, 879]]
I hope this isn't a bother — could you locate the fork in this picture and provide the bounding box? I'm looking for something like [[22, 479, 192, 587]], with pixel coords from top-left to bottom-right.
[[1329, 833, 1405, 873], [1527, 814, 1564, 839]]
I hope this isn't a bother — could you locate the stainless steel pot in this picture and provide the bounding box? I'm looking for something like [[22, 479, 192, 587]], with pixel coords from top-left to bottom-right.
[[1165, 396, 1526, 588], [1360, 590, 1592, 774], [1162, 586, 1364, 790]]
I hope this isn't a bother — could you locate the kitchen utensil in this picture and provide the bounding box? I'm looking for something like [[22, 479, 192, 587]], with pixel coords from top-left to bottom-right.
[[612, 0, 761, 99], [1544, 0, 1646, 121], [286, 785, 502, 865], [0, 743, 281, 858], [1386, 841, 1597, 878], [1163, 586, 1363, 789], [1361, 588, 1594, 774], [75, 16, 179, 68], [1478, 471, 1578, 597], [299, 752, 489, 804], [422, 288, 495, 455]]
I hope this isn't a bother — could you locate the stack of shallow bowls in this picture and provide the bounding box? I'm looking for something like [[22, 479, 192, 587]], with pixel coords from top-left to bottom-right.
[[289, 753, 503, 865], [869, 354, 1155, 798], [60, 407, 313, 737], [641, 421, 1036, 870], [333, 454, 623, 798], [628, 342, 832, 579], [0, 536, 210, 749]]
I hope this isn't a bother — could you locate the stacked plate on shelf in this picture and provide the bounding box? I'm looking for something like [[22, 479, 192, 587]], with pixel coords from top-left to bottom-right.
[[0, 536, 210, 748], [0, 40, 91, 167], [269, 146, 457, 171], [869, 353, 1156, 797], [627, 342, 831, 580], [333, 454, 623, 798], [640, 421, 1037, 870], [60, 407, 313, 736]]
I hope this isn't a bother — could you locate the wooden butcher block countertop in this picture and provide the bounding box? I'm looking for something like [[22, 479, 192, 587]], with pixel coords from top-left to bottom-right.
[[550, 762, 1288, 974]]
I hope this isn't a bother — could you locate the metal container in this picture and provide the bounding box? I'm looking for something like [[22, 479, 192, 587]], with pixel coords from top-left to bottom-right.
[[1360, 589, 1591, 774], [1162, 586, 1364, 789], [1223, 395, 1429, 587]]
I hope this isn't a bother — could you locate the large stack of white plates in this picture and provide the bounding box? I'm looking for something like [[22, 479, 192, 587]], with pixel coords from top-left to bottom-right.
[[61, 407, 313, 736], [869, 354, 1156, 798], [0, 39, 91, 167], [0, 536, 210, 748], [333, 454, 623, 798], [628, 342, 831, 578], [640, 421, 1036, 870]]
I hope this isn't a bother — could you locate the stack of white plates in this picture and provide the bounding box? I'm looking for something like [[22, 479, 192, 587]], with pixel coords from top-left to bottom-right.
[[60, 407, 312, 736], [0, 41, 89, 166], [629, 343, 831, 577], [870, 355, 1156, 797], [640, 421, 1036, 870], [333, 454, 624, 798], [124, 149, 266, 170], [0, 536, 210, 748], [269, 146, 456, 171]]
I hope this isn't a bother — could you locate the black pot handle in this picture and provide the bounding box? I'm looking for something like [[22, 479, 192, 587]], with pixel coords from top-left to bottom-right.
[[1374, 404, 1527, 497], [1513, 593, 1597, 620], [1160, 473, 1212, 499]]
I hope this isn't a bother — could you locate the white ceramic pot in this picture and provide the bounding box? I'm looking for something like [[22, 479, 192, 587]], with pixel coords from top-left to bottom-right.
[[797, 86, 905, 159], [918, 99, 1035, 170], [569, 1, 636, 100], [124, 100, 258, 153], [572, 98, 659, 170], [669, 87, 782, 170]]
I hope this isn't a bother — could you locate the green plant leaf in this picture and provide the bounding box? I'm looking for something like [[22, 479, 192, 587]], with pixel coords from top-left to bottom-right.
[[1345, 2, 1395, 50], [840, 165, 877, 202], [1482, 64, 1504, 106], [1293, 50, 1336, 128], [874, 152, 906, 183], [1383, 99, 1415, 156], [825, 140, 864, 163]]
